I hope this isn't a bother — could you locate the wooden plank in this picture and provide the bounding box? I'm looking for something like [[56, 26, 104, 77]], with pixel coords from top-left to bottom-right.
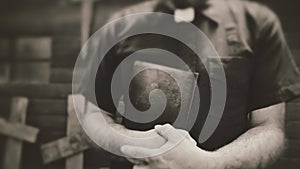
[[66, 95, 86, 169], [285, 140, 300, 158], [286, 103, 300, 121], [80, 0, 94, 60], [0, 98, 11, 118], [0, 1, 138, 36], [2, 97, 29, 169], [50, 68, 84, 83], [50, 68, 73, 83], [286, 122, 300, 139], [15, 37, 52, 59], [21, 143, 65, 169], [0, 2, 81, 36], [26, 115, 66, 131], [0, 118, 39, 143], [0, 38, 10, 58], [18, 131, 66, 169], [52, 36, 80, 68], [11, 62, 51, 83], [0, 83, 72, 99], [268, 158, 300, 169], [28, 99, 67, 115], [41, 132, 90, 164], [0, 63, 10, 83], [38, 131, 66, 144]]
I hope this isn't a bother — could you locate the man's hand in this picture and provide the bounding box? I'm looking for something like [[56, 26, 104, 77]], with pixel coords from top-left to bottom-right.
[[121, 124, 219, 169], [82, 101, 166, 156]]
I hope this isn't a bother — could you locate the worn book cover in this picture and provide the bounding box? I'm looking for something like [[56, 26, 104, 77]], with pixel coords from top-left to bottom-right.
[[123, 61, 199, 130]]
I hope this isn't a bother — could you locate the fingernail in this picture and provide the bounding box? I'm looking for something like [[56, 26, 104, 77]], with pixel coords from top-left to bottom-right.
[[120, 146, 127, 153], [154, 125, 162, 129]]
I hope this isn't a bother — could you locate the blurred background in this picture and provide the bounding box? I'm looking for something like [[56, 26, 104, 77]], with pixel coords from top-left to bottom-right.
[[0, 0, 299, 169]]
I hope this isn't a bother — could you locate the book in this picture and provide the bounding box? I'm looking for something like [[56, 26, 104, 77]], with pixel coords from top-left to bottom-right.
[[123, 61, 199, 130]]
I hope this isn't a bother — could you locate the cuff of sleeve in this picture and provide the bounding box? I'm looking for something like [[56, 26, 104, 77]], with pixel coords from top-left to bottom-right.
[[250, 82, 300, 111], [278, 82, 300, 102]]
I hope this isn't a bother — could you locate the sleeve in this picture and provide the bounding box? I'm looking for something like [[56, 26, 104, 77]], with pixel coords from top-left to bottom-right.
[[78, 44, 120, 116], [78, 17, 125, 116], [248, 6, 300, 111]]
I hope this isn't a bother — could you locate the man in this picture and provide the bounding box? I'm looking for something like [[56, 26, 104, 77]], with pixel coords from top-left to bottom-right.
[[80, 0, 300, 168]]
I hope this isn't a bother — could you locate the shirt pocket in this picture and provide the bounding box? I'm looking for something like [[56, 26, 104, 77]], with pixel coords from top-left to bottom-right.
[[221, 27, 253, 89], [220, 56, 252, 90]]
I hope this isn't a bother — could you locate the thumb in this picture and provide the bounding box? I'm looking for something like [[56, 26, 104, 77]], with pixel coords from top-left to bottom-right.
[[154, 124, 184, 143], [133, 166, 150, 169]]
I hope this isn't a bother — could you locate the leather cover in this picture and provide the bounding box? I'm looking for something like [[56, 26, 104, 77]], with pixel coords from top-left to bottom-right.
[[124, 61, 198, 130]]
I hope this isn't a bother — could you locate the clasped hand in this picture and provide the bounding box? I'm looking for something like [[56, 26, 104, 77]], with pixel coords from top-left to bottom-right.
[[121, 124, 219, 169]]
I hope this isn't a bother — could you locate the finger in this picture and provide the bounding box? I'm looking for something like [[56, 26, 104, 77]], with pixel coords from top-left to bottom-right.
[[121, 145, 158, 158], [154, 124, 184, 143], [176, 129, 197, 145], [154, 124, 173, 134], [127, 158, 148, 166], [133, 165, 150, 169], [176, 129, 189, 137]]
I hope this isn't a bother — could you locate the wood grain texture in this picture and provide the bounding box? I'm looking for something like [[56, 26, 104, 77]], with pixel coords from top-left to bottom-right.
[[81, 0, 94, 56], [2, 97, 29, 169], [52, 36, 80, 68], [286, 121, 300, 139], [0, 38, 10, 59], [66, 95, 86, 169], [0, 2, 81, 35], [0, 98, 39, 144], [0, 98, 11, 118], [267, 158, 300, 169], [50, 68, 84, 83], [286, 103, 300, 121], [0, 84, 72, 98], [285, 140, 300, 158], [50, 68, 73, 83], [41, 132, 89, 164], [0, 118, 39, 143], [11, 62, 51, 83], [28, 99, 67, 115], [15, 37, 52, 59], [26, 115, 66, 131], [0, 63, 10, 83]]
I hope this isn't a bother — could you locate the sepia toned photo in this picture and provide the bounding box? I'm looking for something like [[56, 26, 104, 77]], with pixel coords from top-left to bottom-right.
[[0, 0, 299, 169]]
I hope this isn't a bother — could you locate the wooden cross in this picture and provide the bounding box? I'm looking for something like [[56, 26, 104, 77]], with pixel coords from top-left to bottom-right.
[[41, 95, 90, 169], [70, 0, 97, 59], [81, 0, 94, 49], [41, 94, 126, 169], [0, 97, 40, 169], [66, 95, 86, 169]]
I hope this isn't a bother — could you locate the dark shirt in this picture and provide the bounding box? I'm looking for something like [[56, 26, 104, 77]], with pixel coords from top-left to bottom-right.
[[80, 0, 300, 167]]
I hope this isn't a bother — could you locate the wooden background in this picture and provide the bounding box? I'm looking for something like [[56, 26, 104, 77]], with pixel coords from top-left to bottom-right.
[[0, 0, 299, 168]]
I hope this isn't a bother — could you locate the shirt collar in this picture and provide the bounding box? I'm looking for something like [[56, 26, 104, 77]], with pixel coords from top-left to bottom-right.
[[154, 0, 221, 24], [201, 0, 221, 24]]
